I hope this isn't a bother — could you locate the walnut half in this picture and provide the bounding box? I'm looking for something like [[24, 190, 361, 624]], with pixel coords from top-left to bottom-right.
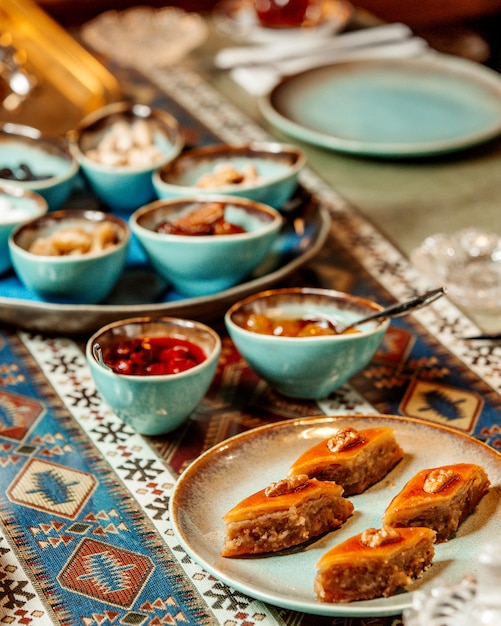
[[327, 427, 364, 453], [265, 474, 309, 497], [361, 525, 401, 548], [423, 468, 459, 494]]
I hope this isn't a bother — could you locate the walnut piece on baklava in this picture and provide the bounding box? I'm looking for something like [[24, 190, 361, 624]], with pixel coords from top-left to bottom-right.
[[287, 426, 404, 495], [382, 462, 490, 542], [221, 474, 354, 557], [314, 525, 436, 603]]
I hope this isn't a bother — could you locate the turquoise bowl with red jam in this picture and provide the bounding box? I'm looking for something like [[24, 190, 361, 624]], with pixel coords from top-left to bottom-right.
[[86, 316, 221, 435]]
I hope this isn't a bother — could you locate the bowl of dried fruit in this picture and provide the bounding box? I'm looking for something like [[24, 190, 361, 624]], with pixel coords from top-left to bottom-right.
[[129, 195, 283, 296], [152, 142, 305, 210], [225, 287, 389, 399], [9, 208, 130, 304], [0, 183, 48, 275], [86, 316, 221, 435], [68, 101, 184, 212], [0, 122, 79, 211]]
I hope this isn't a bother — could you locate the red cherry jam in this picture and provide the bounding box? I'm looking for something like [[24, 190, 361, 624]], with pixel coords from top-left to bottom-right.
[[102, 336, 207, 376], [254, 0, 311, 28]]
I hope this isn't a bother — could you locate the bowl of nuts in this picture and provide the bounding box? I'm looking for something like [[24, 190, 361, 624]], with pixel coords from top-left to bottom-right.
[[152, 142, 305, 210], [86, 316, 221, 435], [0, 183, 48, 275], [225, 287, 389, 399], [130, 195, 284, 296], [0, 122, 79, 211], [9, 208, 130, 304], [68, 102, 184, 212]]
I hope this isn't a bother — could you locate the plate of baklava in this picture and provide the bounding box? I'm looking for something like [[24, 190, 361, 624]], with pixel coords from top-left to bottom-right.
[[170, 414, 501, 616]]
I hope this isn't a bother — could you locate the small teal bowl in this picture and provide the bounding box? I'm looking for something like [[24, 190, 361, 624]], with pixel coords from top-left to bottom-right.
[[225, 287, 389, 399], [152, 142, 305, 210], [69, 102, 184, 212], [130, 195, 284, 297], [0, 183, 48, 275], [9, 209, 129, 304], [86, 316, 221, 435], [0, 122, 79, 211]]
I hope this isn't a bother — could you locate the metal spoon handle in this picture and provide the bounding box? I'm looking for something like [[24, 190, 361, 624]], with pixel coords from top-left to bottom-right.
[[345, 286, 446, 331], [93, 342, 113, 371]]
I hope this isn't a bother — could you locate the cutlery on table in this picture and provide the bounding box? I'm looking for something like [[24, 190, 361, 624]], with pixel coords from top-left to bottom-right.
[[229, 36, 429, 96], [461, 334, 501, 341], [215, 22, 414, 69]]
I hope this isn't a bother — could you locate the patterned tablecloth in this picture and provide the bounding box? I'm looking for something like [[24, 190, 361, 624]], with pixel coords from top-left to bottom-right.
[[0, 59, 500, 626]]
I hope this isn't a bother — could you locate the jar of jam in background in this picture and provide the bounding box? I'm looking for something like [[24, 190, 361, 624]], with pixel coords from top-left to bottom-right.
[[254, 0, 312, 28]]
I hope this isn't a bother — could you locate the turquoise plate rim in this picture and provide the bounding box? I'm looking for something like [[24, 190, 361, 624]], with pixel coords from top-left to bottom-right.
[[259, 52, 501, 157]]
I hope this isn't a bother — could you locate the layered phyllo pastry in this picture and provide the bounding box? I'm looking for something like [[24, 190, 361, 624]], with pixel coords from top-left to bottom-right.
[[314, 525, 436, 603], [221, 474, 354, 557], [383, 463, 490, 542], [287, 426, 404, 496]]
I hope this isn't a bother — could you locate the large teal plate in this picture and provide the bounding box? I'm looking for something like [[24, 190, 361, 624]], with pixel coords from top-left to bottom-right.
[[259, 53, 501, 157]]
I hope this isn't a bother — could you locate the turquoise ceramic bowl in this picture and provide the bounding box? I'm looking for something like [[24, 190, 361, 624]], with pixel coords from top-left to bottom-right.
[[0, 122, 79, 211], [225, 288, 390, 399], [86, 316, 221, 435], [0, 183, 48, 275], [9, 209, 129, 304], [69, 102, 184, 212], [152, 142, 305, 210], [130, 195, 284, 297]]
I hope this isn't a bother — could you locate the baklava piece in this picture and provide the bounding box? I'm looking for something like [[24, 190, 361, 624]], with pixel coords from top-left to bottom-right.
[[221, 474, 354, 557], [315, 525, 436, 603], [383, 463, 490, 542], [287, 426, 404, 495]]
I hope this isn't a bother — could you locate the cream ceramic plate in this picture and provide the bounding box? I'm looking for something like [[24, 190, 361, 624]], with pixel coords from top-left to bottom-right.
[[259, 53, 501, 157], [170, 415, 501, 617], [213, 0, 353, 44]]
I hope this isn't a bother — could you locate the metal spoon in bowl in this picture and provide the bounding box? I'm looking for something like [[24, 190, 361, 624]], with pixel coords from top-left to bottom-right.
[[312, 287, 446, 334], [93, 343, 113, 371]]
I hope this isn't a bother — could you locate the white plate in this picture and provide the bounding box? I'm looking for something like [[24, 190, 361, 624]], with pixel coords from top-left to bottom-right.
[[170, 414, 501, 617], [259, 53, 501, 157], [213, 0, 353, 44]]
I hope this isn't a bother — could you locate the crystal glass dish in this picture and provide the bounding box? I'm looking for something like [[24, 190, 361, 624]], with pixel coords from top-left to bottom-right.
[[411, 229, 501, 309], [81, 6, 208, 68]]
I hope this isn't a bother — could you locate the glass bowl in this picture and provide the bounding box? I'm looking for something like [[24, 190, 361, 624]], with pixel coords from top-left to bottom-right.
[[411, 228, 501, 310]]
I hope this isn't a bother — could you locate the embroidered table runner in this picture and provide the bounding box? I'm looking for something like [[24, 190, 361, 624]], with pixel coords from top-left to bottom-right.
[[0, 61, 499, 626]]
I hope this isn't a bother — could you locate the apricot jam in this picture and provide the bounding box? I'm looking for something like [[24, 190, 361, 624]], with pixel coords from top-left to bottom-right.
[[102, 336, 207, 376], [237, 313, 336, 336], [236, 313, 360, 336]]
